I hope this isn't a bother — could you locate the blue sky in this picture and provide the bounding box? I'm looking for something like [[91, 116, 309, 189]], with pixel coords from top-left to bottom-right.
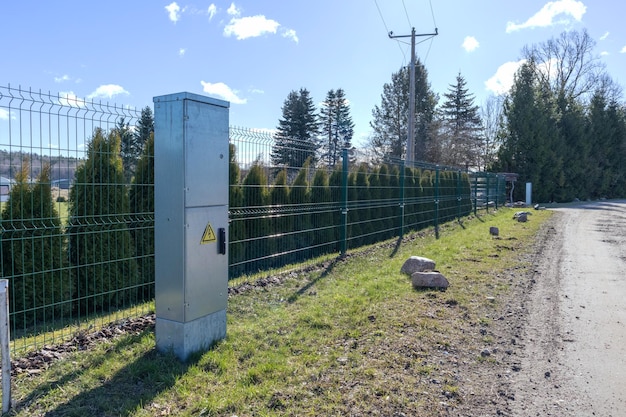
[[1, 0, 625, 147]]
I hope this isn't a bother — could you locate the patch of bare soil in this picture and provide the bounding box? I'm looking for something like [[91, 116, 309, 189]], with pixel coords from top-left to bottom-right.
[[10, 315, 156, 377]]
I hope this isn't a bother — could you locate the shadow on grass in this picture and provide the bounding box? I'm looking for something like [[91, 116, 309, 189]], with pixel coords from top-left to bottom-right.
[[286, 257, 340, 303], [388, 236, 404, 259], [14, 330, 197, 417]]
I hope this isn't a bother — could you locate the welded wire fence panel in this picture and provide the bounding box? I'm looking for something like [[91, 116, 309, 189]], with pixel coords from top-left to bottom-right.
[[0, 85, 153, 354], [228, 128, 478, 279]]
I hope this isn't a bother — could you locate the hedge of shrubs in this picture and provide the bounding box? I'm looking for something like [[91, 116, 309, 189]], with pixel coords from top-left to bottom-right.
[[228, 152, 472, 278]]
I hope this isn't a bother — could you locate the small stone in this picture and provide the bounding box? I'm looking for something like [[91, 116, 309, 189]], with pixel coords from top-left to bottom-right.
[[489, 226, 499, 236], [481, 349, 491, 357]]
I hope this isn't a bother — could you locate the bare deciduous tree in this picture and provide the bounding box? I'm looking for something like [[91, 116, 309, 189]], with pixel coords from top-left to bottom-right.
[[522, 29, 604, 100], [480, 94, 504, 171]]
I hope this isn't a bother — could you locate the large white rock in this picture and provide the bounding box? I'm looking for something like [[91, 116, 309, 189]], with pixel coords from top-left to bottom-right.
[[401, 256, 436, 275], [411, 271, 449, 289]]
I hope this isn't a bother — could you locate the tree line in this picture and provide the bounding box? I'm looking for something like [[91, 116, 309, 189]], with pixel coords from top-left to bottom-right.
[[274, 29, 625, 203], [493, 30, 626, 202]]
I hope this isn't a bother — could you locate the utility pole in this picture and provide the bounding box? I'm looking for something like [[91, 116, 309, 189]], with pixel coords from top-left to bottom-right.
[[389, 27, 438, 163]]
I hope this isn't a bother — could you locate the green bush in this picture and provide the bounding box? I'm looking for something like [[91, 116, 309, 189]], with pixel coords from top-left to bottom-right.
[[1, 161, 71, 326], [129, 133, 155, 301], [67, 128, 139, 314]]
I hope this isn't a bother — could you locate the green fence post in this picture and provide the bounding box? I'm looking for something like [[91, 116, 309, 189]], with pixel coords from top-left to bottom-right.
[[473, 174, 478, 216], [399, 160, 405, 240], [434, 166, 440, 239], [340, 148, 349, 256], [456, 170, 462, 221], [495, 175, 500, 210], [485, 174, 490, 213]]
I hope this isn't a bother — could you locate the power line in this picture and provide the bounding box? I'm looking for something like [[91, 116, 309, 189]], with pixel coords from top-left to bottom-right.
[[401, 0, 412, 28], [374, 0, 409, 63], [429, 0, 438, 28]]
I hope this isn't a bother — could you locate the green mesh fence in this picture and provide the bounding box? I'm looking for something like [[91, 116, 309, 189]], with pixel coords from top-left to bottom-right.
[[0, 85, 506, 354], [228, 127, 503, 280], [0, 85, 153, 355]]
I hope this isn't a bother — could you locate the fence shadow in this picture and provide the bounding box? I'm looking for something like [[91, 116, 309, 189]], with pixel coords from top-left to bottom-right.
[[13, 330, 195, 417], [287, 258, 340, 303]]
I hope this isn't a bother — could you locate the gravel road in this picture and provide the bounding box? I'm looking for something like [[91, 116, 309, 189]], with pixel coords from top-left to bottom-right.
[[511, 200, 626, 416]]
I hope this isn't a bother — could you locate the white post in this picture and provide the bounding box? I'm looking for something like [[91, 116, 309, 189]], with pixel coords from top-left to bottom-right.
[[0, 279, 10, 413], [525, 182, 532, 206]]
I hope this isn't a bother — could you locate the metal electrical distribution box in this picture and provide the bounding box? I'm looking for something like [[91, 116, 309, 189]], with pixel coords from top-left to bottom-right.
[[153, 92, 229, 361]]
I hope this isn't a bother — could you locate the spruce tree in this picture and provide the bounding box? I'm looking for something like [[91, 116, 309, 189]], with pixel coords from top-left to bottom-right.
[[116, 117, 139, 184], [271, 89, 320, 168], [369, 62, 437, 162], [135, 106, 154, 148], [319, 88, 355, 168], [438, 72, 483, 168], [67, 128, 139, 313]]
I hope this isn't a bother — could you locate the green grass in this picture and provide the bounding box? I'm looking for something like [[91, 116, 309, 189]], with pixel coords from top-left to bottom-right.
[[5, 208, 552, 416]]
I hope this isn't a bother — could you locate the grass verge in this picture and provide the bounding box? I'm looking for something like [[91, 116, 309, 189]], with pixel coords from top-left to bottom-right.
[[6, 208, 552, 416]]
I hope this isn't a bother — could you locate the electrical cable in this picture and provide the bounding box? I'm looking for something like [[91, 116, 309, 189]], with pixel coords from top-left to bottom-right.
[[402, 0, 412, 28]]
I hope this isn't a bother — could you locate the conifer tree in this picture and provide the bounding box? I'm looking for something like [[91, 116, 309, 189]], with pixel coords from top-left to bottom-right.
[[290, 159, 312, 259], [241, 162, 270, 271], [228, 144, 246, 277], [269, 169, 291, 266], [369, 62, 437, 162], [438, 72, 483, 169], [1, 160, 70, 325], [310, 168, 333, 255], [271, 89, 320, 168], [129, 132, 154, 300], [67, 128, 139, 313], [319, 88, 355, 168]]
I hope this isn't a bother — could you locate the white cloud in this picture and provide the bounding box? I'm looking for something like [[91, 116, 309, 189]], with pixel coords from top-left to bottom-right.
[[250, 88, 265, 94], [87, 84, 130, 100], [506, 0, 586, 33], [0, 109, 10, 120], [227, 2, 240, 16], [200, 81, 247, 104], [165, 2, 181, 23], [485, 60, 526, 95], [208, 3, 217, 20], [600, 51, 609, 56], [224, 15, 280, 40], [179, 48, 186, 57], [621, 45, 626, 54], [59, 91, 86, 107], [600, 31, 609, 40], [54, 74, 70, 83], [281, 28, 299, 43], [462, 36, 479, 52]]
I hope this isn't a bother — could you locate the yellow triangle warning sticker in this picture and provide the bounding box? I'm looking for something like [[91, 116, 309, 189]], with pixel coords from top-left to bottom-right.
[[201, 222, 217, 244]]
